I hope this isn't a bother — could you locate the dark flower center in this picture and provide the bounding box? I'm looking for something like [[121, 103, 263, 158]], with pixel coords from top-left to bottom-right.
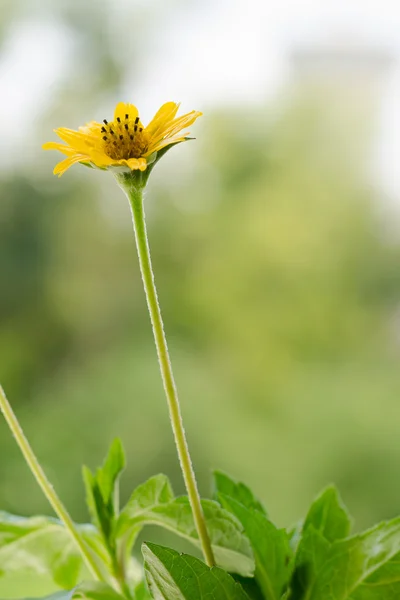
[[101, 113, 148, 160]]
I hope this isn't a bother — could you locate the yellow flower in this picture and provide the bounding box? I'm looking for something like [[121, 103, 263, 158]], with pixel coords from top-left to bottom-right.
[[43, 101, 202, 177]]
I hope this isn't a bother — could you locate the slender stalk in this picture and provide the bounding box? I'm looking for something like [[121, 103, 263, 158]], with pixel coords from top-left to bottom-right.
[[0, 385, 104, 582], [122, 181, 215, 567]]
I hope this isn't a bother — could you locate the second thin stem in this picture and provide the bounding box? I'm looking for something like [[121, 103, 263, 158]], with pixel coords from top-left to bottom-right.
[[0, 386, 104, 582], [125, 183, 215, 568]]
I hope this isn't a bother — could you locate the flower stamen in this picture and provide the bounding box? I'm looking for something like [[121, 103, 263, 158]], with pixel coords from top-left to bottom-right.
[[100, 112, 150, 161]]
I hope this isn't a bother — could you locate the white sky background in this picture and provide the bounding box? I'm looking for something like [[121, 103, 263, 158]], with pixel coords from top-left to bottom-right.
[[2, 0, 400, 197]]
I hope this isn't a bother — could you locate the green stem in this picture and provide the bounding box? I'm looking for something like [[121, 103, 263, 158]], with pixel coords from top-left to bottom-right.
[[0, 385, 104, 582], [119, 177, 215, 568]]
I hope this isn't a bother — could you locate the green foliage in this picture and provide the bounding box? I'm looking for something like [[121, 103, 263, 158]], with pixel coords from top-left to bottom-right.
[[301, 485, 352, 544], [83, 439, 125, 555], [222, 497, 291, 600], [0, 512, 89, 589], [6, 442, 400, 600], [214, 473, 292, 599], [142, 543, 249, 600], [119, 474, 174, 518], [289, 510, 400, 599], [286, 483, 400, 599], [213, 472, 267, 515], [117, 474, 254, 577], [287, 485, 353, 597]]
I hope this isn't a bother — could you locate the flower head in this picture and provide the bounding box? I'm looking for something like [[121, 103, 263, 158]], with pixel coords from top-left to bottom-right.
[[43, 102, 202, 177]]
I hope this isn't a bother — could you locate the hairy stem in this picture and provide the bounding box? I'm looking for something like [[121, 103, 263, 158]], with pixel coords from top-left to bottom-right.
[[119, 178, 215, 567], [0, 385, 104, 582]]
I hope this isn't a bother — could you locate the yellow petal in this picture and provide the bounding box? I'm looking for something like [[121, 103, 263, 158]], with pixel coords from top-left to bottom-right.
[[53, 154, 89, 177], [79, 120, 102, 135], [114, 102, 139, 122], [146, 135, 187, 156], [55, 128, 98, 153], [42, 142, 77, 156], [152, 111, 202, 144], [88, 150, 115, 168], [146, 102, 180, 137]]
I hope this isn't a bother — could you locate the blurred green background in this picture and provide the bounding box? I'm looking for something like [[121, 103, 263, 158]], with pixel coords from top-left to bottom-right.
[[2, 0, 400, 595]]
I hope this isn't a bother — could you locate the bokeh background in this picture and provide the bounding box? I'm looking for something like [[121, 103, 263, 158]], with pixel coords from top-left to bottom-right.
[[2, 0, 400, 595]]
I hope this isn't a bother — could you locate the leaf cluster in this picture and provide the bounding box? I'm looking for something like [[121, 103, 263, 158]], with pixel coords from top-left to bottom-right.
[[2, 441, 399, 599]]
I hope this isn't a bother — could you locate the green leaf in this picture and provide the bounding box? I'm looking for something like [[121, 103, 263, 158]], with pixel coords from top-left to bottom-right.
[[0, 512, 83, 588], [306, 518, 400, 599], [117, 475, 254, 577], [96, 439, 125, 504], [136, 497, 254, 576], [218, 494, 292, 600], [302, 485, 352, 544], [289, 518, 400, 599], [142, 542, 249, 600], [288, 486, 352, 598], [0, 512, 108, 589], [120, 474, 174, 515], [213, 472, 266, 515], [288, 526, 330, 599], [83, 439, 125, 548]]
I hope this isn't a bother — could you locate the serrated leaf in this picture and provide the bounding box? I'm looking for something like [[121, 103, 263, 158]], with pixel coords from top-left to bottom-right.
[[142, 542, 249, 600], [140, 498, 254, 576], [213, 472, 266, 515], [218, 494, 292, 600], [288, 486, 352, 598], [302, 485, 352, 544], [306, 518, 400, 599], [118, 476, 254, 577], [121, 475, 174, 515]]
